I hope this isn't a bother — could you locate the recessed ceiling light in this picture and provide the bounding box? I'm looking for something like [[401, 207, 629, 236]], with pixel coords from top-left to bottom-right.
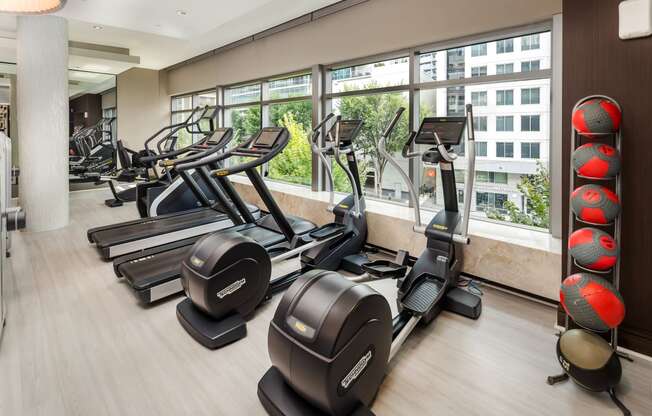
[[176, 10, 187, 16], [93, 25, 103, 30]]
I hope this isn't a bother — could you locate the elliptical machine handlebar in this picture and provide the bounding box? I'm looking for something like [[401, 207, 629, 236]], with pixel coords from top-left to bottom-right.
[[378, 108, 423, 231], [456, 104, 476, 245], [379, 105, 475, 244]]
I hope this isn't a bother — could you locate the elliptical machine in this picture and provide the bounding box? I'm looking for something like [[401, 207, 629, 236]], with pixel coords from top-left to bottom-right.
[[257, 105, 482, 416], [175, 113, 407, 349]]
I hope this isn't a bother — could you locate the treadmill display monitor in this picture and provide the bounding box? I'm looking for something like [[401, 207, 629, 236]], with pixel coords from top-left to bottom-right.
[[207, 128, 227, 145], [254, 128, 282, 148], [327, 119, 363, 144], [415, 117, 466, 145]]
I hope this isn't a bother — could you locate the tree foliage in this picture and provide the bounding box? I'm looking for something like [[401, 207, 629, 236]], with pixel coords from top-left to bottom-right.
[[338, 86, 409, 195], [486, 161, 550, 229]]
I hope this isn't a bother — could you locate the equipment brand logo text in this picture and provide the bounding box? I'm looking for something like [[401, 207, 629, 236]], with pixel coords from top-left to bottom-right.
[[217, 278, 246, 299], [341, 350, 372, 389]]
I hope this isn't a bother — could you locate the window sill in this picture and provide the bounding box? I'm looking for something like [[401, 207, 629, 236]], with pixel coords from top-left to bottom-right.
[[234, 175, 562, 255]]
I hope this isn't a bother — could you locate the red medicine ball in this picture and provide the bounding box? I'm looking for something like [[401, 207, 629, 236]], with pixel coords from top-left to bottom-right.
[[570, 185, 620, 225], [560, 273, 625, 332], [572, 143, 621, 179], [569, 228, 619, 271], [572, 98, 622, 135]]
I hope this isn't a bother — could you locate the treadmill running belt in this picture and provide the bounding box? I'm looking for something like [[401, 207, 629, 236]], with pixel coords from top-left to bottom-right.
[[120, 226, 288, 291], [93, 208, 226, 247]]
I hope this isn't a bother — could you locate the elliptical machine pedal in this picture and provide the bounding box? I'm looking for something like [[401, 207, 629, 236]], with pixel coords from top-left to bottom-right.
[[400, 273, 446, 315]]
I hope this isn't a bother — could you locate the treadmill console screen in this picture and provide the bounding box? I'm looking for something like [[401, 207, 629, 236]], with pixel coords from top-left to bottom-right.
[[207, 128, 229, 145], [254, 128, 282, 148], [415, 117, 466, 145], [326, 119, 363, 144]]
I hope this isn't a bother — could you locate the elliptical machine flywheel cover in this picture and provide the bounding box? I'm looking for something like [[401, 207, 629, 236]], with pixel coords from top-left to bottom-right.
[[268, 270, 392, 415], [556, 329, 622, 392], [181, 231, 271, 319]]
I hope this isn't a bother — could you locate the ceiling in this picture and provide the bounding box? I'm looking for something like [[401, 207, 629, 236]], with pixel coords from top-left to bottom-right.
[[0, 0, 341, 73]]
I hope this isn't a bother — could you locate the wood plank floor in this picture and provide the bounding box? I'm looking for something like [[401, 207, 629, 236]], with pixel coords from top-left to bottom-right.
[[1, 189, 650, 416]]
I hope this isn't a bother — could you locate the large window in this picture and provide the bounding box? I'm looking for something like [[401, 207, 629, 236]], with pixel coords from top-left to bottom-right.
[[329, 57, 410, 201], [222, 74, 313, 185], [265, 74, 313, 186], [170, 89, 217, 147], [169, 27, 553, 231]]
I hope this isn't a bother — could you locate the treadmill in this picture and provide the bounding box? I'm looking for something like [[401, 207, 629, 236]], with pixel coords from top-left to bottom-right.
[[113, 127, 317, 303], [87, 126, 261, 260]]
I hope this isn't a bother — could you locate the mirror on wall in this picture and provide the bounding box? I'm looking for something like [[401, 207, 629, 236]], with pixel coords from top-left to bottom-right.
[[0, 64, 119, 193], [67, 70, 117, 190]]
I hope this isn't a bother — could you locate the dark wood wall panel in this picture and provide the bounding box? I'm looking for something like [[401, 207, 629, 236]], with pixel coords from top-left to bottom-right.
[[562, 0, 652, 356]]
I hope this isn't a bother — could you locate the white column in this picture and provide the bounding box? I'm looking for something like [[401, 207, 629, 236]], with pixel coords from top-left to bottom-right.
[[16, 16, 69, 232]]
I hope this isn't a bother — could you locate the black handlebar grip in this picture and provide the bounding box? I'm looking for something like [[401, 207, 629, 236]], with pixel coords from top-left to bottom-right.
[[383, 107, 405, 138], [313, 113, 335, 132]]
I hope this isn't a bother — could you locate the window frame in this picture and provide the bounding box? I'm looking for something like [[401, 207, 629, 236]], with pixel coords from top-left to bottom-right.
[[167, 21, 558, 234]]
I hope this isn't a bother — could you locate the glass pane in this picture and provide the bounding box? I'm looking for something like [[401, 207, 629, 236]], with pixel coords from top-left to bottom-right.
[[418, 31, 551, 83], [331, 57, 409, 93], [225, 83, 261, 106], [224, 105, 261, 141], [194, 90, 217, 107], [267, 74, 312, 100], [170, 111, 194, 149], [418, 78, 551, 229], [331, 91, 410, 203], [172, 95, 192, 111], [265, 100, 313, 186]]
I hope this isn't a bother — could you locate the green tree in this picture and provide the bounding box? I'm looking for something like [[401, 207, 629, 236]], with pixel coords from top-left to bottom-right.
[[230, 106, 261, 141], [486, 161, 550, 228], [338, 87, 409, 196], [268, 113, 312, 186], [270, 101, 312, 129]]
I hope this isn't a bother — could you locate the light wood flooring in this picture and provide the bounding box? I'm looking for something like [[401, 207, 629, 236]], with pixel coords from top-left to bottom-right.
[[1, 189, 651, 416]]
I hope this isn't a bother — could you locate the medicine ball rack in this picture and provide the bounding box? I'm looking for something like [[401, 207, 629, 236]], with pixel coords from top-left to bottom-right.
[[547, 95, 631, 416]]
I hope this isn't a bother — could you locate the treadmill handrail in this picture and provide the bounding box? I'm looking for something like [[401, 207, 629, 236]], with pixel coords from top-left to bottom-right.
[[211, 131, 289, 177], [142, 106, 204, 152], [159, 128, 235, 168], [176, 129, 289, 177], [174, 133, 259, 172], [155, 106, 211, 154]]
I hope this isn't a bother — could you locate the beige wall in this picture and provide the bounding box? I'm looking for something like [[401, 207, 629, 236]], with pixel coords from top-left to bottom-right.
[[166, 0, 562, 95], [116, 68, 168, 149], [231, 181, 561, 300]]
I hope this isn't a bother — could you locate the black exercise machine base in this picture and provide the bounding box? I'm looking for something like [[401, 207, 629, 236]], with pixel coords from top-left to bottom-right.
[[104, 198, 124, 208], [258, 367, 374, 416], [176, 298, 247, 349]]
